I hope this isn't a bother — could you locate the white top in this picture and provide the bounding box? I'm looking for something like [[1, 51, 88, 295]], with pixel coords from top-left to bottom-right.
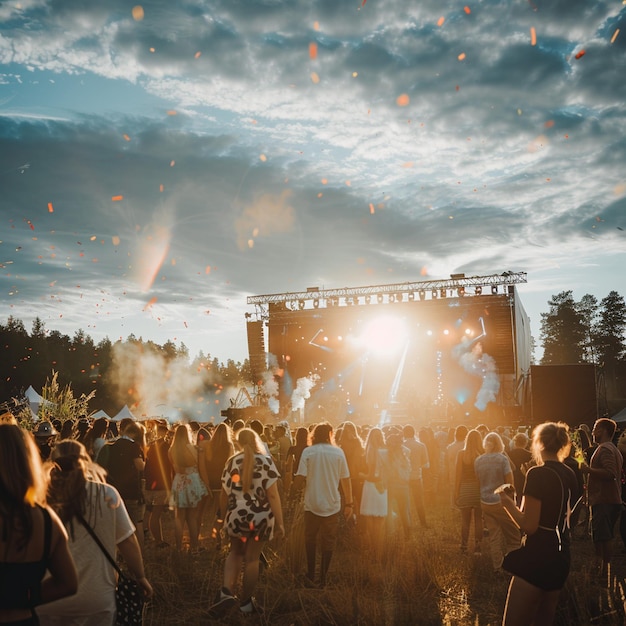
[[37, 481, 135, 621], [296, 443, 350, 517]]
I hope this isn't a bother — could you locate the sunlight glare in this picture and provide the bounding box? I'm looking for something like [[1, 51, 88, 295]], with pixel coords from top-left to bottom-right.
[[358, 315, 408, 356]]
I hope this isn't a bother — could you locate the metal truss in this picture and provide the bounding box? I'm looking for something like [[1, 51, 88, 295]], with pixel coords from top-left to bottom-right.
[[246, 272, 526, 315]]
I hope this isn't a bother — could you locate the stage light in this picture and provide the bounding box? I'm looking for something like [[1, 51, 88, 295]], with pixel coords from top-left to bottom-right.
[[432, 289, 438, 299], [377, 293, 384, 304], [443, 329, 450, 335], [365, 295, 371, 304], [395, 293, 403, 303], [298, 300, 305, 310], [458, 287, 465, 297], [475, 286, 482, 295], [408, 292, 415, 301], [313, 299, 319, 308], [418, 289, 426, 301], [491, 285, 498, 295], [358, 314, 408, 356], [440, 289, 447, 298], [388, 294, 395, 303]]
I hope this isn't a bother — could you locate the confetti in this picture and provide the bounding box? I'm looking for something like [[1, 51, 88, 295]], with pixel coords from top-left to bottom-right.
[[123, 134, 131, 141], [458, 52, 466, 61], [309, 42, 318, 59], [159, 184, 164, 192], [321, 178, 328, 185], [112, 236, 120, 246], [352, 71, 358, 77], [530, 27, 537, 46], [112, 195, 124, 202], [310, 72, 320, 84], [132, 6, 144, 21], [313, 21, 320, 31], [260, 154, 267, 162], [396, 94, 410, 106], [194, 51, 201, 59], [170, 160, 175, 167], [402, 162, 414, 168], [437, 16, 445, 27], [611, 29, 619, 44], [205, 266, 211, 274], [544, 120, 554, 128], [27, 220, 34, 230], [248, 239, 254, 248], [47, 202, 54, 213], [464, 6, 471, 14], [575, 49, 586, 59], [369, 203, 375, 214], [149, 47, 155, 53], [166, 110, 177, 116], [143, 297, 157, 311], [317, 192, 323, 198]]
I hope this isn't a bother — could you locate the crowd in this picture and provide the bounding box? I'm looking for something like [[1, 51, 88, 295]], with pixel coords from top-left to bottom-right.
[[1, 406, 625, 625]]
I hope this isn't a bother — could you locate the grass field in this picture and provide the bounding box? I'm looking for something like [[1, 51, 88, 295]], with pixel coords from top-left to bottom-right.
[[141, 493, 626, 625]]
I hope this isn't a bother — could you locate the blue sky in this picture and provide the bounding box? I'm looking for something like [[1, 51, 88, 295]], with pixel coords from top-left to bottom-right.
[[1, 0, 625, 364]]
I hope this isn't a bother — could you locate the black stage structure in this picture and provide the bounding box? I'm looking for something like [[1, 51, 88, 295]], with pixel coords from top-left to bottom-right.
[[246, 272, 531, 426]]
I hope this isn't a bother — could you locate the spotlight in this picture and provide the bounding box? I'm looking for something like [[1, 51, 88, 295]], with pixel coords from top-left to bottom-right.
[[313, 299, 319, 309], [298, 300, 305, 310], [388, 294, 395, 303], [418, 289, 426, 301], [365, 295, 371, 304], [491, 285, 498, 295], [408, 292, 415, 302], [395, 293, 403, 303], [377, 293, 384, 304], [439, 289, 447, 298], [475, 286, 482, 295], [432, 289, 438, 299], [458, 287, 465, 297]]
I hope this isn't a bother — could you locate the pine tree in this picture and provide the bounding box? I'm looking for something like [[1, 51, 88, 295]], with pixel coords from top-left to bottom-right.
[[539, 291, 587, 364]]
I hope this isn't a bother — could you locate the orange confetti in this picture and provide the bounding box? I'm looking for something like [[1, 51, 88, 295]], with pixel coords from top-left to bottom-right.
[[317, 192, 323, 198], [369, 203, 375, 214], [458, 52, 466, 61], [402, 162, 414, 168], [530, 27, 537, 46], [149, 47, 155, 53], [143, 297, 157, 311], [321, 178, 328, 185], [232, 473, 240, 483], [112, 236, 120, 246], [27, 220, 34, 231], [611, 29, 620, 44], [352, 71, 358, 77], [464, 6, 471, 14], [575, 49, 586, 59], [132, 6, 144, 21], [260, 154, 267, 162], [166, 110, 177, 116], [123, 134, 131, 141], [111, 195, 123, 202], [437, 16, 445, 27], [205, 266, 211, 274], [309, 42, 318, 59], [90, 235, 96, 241], [313, 21, 320, 31], [47, 202, 54, 213], [310, 72, 320, 84], [170, 160, 175, 167], [362, 0, 366, 5], [159, 184, 164, 192], [194, 51, 201, 59], [420, 266, 428, 276], [544, 120, 554, 128], [396, 94, 410, 106]]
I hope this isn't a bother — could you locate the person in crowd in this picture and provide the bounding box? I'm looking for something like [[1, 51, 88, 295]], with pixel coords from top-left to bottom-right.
[[81, 417, 109, 461], [454, 429, 484, 555], [273, 424, 292, 476], [446, 425, 468, 507], [499, 422, 579, 626], [168, 424, 208, 554], [74, 419, 90, 445], [359, 427, 388, 555], [581, 417, 623, 578], [209, 428, 284, 618], [198, 422, 235, 546], [403, 424, 430, 528], [337, 421, 366, 517], [507, 432, 532, 506], [143, 420, 173, 548], [0, 424, 78, 625], [97, 421, 147, 552], [33, 420, 58, 461], [284, 427, 309, 494], [37, 439, 153, 625], [59, 420, 75, 441], [291, 422, 352, 587], [419, 427, 439, 505], [475, 431, 520, 571], [385, 432, 412, 538]]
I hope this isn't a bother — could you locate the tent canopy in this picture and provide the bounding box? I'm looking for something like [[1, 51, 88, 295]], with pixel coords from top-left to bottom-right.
[[91, 409, 111, 420], [111, 405, 136, 421]]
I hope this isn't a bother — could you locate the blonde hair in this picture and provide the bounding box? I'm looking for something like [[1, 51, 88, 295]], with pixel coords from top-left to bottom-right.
[[531, 422, 571, 464], [170, 424, 195, 467], [0, 424, 48, 549], [236, 428, 266, 494]]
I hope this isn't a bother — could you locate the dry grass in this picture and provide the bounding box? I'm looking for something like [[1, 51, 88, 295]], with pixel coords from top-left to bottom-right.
[[141, 494, 626, 625]]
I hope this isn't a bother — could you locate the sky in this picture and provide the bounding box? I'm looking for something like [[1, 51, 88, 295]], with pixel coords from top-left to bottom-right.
[[1, 0, 625, 366]]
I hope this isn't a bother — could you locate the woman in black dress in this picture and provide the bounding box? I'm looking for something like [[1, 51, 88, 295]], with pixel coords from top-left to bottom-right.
[[499, 421, 580, 626]]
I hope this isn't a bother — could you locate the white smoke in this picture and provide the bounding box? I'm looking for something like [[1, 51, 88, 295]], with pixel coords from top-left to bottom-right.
[[261, 370, 280, 414], [291, 374, 320, 412]]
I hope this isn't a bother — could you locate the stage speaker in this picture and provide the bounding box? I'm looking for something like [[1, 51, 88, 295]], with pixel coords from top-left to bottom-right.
[[530, 364, 598, 427], [247, 320, 266, 383]]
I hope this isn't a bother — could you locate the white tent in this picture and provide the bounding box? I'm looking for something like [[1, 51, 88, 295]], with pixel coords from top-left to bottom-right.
[[612, 406, 626, 424], [24, 385, 54, 418], [111, 405, 136, 421], [91, 409, 111, 420]]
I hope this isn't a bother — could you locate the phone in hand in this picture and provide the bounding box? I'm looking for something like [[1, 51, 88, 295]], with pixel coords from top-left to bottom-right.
[[494, 483, 515, 497]]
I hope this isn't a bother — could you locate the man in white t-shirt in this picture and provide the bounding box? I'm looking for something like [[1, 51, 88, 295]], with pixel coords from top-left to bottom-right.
[[292, 422, 353, 587]]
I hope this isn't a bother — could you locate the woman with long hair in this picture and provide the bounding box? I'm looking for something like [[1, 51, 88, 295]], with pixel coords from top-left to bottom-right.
[[168, 424, 208, 553], [337, 422, 366, 516], [209, 428, 284, 618], [198, 422, 235, 544], [37, 439, 152, 625], [499, 422, 579, 626], [359, 427, 388, 555], [284, 427, 309, 492], [81, 418, 109, 461], [0, 424, 77, 625], [385, 432, 412, 538], [454, 429, 484, 554]]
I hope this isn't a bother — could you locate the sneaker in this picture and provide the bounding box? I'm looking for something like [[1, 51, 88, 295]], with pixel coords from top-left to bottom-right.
[[208, 589, 236, 618], [240, 597, 263, 615]]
